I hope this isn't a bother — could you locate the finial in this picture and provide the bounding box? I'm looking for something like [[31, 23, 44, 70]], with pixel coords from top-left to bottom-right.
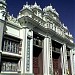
[[49, 3, 52, 9], [63, 23, 64, 26], [12, 14, 13, 17], [26, 2, 28, 5], [34, 1, 37, 5], [50, 3, 52, 6]]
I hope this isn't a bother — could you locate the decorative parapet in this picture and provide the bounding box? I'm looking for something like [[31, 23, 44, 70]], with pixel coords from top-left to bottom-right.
[[18, 2, 43, 19], [7, 13, 21, 27], [17, 2, 74, 43], [62, 23, 73, 43], [31, 2, 43, 19], [22, 2, 32, 11], [65, 33, 73, 43], [43, 4, 53, 12], [43, 4, 59, 17], [18, 3, 32, 19], [31, 2, 42, 11]]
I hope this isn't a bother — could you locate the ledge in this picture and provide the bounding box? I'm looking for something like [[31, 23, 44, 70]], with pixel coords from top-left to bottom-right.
[[2, 51, 22, 58], [0, 73, 34, 75]]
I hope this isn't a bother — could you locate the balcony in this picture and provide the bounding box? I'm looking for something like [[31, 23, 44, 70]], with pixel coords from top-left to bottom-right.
[[1, 61, 21, 73], [2, 62, 17, 72], [2, 39, 21, 55], [45, 22, 64, 37]]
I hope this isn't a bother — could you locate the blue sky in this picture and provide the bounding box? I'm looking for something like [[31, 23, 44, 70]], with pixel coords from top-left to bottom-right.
[[6, 0, 75, 42]]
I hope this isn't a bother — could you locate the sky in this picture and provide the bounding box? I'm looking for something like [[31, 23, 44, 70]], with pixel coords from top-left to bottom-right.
[[6, 0, 75, 42]]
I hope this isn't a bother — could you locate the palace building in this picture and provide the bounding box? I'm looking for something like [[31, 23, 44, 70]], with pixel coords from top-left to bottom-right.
[[0, 0, 75, 75]]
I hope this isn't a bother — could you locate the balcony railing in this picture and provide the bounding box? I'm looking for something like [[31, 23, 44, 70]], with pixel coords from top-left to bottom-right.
[[2, 39, 21, 54], [1, 61, 18, 72]]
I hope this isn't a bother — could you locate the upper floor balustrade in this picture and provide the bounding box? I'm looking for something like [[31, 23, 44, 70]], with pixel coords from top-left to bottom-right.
[[17, 2, 74, 43], [2, 38, 21, 55]]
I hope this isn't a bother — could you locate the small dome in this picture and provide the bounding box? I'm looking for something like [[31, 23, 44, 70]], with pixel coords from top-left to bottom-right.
[[22, 2, 31, 10], [43, 4, 53, 12], [31, 2, 42, 10]]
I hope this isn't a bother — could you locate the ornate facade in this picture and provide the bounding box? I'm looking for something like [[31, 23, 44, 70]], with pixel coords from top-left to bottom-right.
[[0, 0, 75, 75]]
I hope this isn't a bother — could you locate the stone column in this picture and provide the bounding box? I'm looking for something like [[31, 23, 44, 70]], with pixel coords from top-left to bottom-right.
[[70, 49, 74, 75], [20, 28, 33, 75], [25, 29, 33, 74], [0, 20, 4, 72], [62, 44, 68, 75], [20, 28, 26, 74], [60, 46, 64, 75], [43, 36, 53, 75], [43, 37, 47, 75]]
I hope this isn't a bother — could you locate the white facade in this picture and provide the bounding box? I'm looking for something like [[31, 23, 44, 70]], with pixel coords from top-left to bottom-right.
[[0, 0, 75, 75]]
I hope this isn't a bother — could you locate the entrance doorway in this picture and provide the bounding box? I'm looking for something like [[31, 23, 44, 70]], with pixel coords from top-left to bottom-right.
[[33, 32, 43, 75], [33, 46, 43, 75], [52, 40, 62, 75], [53, 52, 61, 75]]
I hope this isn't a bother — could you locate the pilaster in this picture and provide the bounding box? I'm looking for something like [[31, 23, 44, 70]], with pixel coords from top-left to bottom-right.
[[25, 29, 33, 74], [43, 36, 53, 75], [70, 49, 74, 75], [0, 21, 4, 51], [60, 46, 64, 75], [0, 20, 4, 73], [20, 27, 33, 75], [62, 44, 68, 75]]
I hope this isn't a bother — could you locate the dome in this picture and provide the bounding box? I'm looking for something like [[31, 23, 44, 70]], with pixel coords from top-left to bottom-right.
[[22, 2, 31, 11], [31, 2, 42, 11], [43, 4, 53, 12]]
